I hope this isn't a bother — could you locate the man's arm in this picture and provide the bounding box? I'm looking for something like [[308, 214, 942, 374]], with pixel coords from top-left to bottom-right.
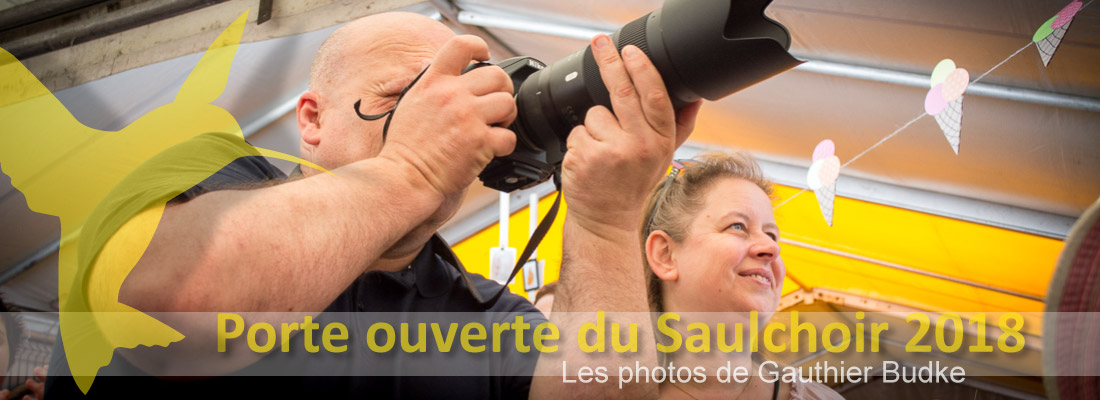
[[89, 154, 445, 377], [116, 156, 440, 313], [91, 35, 516, 376], [530, 35, 701, 399], [114, 34, 515, 315]]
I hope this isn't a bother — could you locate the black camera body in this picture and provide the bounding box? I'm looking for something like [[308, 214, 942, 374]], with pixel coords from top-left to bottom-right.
[[477, 0, 801, 192]]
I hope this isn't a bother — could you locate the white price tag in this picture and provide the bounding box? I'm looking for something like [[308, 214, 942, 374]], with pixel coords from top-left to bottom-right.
[[489, 247, 517, 284]]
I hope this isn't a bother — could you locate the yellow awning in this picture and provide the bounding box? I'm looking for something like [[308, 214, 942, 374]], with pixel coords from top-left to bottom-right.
[[453, 184, 1062, 315]]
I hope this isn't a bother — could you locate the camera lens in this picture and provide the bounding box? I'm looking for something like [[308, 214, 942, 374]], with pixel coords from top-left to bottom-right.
[[480, 0, 801, 192]]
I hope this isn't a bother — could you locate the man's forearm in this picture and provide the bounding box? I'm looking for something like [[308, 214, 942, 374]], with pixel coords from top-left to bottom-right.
[[531, 215, 658, 400], [556, 217, 650, 313], [115, 155, 442, 313]]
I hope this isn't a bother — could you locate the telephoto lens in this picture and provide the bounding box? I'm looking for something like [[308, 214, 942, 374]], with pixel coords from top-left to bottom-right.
[[479, 0, 802, 192]]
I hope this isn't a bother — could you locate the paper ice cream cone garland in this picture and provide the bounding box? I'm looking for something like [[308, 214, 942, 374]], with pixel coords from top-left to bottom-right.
[[925, 59, 969, 154], [1034, 1, 1084, 66], [773, 1, 1089, 226], [807, 140, 841, 226]]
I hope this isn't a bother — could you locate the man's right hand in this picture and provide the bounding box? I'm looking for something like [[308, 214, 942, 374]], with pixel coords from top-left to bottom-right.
[[379, 35, 518, 201], [561, 36, 700, 236]]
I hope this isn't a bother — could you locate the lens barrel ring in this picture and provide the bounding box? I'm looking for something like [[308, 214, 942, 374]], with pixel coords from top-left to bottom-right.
[[581, 13, 653, 110], [617, 14, 651, 55]]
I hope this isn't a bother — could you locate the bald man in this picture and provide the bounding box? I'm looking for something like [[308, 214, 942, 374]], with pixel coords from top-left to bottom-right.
[[46, 10, 698, 399]]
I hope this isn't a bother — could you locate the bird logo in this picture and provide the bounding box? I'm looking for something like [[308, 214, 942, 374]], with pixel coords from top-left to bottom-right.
[[0, 11, 325, 393]]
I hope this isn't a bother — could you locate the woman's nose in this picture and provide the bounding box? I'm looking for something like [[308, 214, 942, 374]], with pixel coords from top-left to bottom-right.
[[751, 234, 779, 261]]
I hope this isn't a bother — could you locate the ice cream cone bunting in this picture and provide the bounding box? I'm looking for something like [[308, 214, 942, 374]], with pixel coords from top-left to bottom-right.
[[1037, 22, 1071, 66], [933, 97, 963, 154], [815, 182, 837, 226]]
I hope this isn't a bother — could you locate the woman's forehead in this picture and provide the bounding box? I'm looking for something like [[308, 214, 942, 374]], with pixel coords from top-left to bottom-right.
[[696, 178, 775, 222]]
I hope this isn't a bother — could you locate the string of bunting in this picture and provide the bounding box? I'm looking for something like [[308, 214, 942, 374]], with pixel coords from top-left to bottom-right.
[[773, 0, 1090, 226]]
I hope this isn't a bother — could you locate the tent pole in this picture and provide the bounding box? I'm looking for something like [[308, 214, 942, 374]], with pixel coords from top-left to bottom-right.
[[781, 237, 1044, 302]]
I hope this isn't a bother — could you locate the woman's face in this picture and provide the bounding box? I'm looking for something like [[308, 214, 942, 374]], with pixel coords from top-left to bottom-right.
[[663, 177, 784, 315]]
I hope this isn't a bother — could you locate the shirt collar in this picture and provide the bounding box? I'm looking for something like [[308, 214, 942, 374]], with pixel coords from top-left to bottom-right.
[[410, 234, 458, 298]]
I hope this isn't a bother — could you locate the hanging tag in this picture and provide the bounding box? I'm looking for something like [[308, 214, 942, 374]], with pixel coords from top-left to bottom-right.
[[489, 247, 517, 284], [522, 259, 544, 292]]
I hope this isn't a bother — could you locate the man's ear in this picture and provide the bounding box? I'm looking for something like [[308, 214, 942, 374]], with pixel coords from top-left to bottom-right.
[[646, 231, 678, 282], [297, 91, 322, 146]]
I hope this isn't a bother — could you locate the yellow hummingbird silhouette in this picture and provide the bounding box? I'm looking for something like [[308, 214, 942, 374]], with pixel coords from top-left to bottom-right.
[[0, 11, 325, 393]]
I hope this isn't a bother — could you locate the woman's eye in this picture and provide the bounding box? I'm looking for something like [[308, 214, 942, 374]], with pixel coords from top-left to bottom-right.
[[766, 232, 778, 241], [728, 223, 746, 231]]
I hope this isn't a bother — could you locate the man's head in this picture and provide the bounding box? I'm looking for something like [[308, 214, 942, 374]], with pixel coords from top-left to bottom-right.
[[296, 12, 455, 175]]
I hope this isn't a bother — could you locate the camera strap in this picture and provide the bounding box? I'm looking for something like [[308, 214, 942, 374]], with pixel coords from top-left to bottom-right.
[[483, 171, 562, 308], [437, 171, 563, 310], [353, 65, 431, 142]]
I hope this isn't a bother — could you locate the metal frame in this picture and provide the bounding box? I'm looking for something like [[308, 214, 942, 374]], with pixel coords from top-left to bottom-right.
[[429, 0, 518, 59], [780, 238, 1044, 302], [781, 287, 1042, 349], [780, 287, 1046, 399], [0, 0, 232, 60]]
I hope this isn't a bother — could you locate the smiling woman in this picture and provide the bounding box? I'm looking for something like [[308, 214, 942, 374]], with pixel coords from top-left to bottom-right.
[[641, 153, 780, 315], [640, 152, 842, 400]]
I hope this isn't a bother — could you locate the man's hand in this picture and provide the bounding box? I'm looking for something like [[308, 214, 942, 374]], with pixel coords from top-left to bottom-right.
[[561, 34, 702, 235], [379, 34, 518, 201], [25, 365, 46, 400], [0, 365, 47, 400]]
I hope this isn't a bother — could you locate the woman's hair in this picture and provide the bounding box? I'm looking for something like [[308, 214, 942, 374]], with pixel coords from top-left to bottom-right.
[[640, 152, 773, 313]]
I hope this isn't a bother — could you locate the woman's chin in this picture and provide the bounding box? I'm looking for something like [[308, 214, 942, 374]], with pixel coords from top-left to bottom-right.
[[740, 298, 778, 319]]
